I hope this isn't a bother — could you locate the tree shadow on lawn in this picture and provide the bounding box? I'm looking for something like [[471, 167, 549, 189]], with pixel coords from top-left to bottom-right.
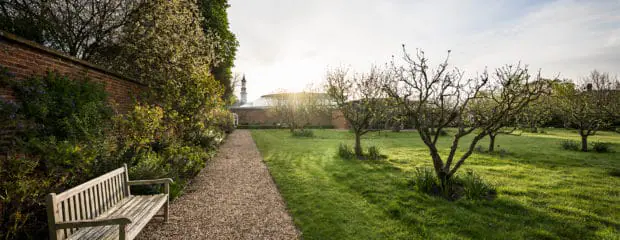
[[341, 160, 618, 240]]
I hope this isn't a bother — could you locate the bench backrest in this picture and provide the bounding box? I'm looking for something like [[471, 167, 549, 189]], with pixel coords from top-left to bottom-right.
[[47, 165, 131, 240]]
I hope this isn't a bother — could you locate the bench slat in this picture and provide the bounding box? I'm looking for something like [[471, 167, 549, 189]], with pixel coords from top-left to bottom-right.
[[71, 195, 78, 233], [67, 195, 167, 240], [96, 182, 103, 216], [56, 167, 125, 202], [78, 192, 86, 221], [115, 175, 123, 203]]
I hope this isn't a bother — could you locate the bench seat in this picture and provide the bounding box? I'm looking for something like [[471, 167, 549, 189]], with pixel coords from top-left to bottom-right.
[[67, 194, 167, 240]]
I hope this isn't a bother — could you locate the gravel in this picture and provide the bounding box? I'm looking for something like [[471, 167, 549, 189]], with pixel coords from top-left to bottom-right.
[[137, 130, 300, 240]]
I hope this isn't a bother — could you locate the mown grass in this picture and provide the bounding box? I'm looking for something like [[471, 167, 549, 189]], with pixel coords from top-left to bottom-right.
[[251, 129, 620, 240]]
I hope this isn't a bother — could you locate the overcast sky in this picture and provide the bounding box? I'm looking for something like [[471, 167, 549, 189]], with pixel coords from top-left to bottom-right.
[[228, 0, 620, 101]]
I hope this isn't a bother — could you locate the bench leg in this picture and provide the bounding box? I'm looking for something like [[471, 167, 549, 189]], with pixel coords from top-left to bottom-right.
[[164, 183, 170, 222], [119, 224, 127, 240], [164, 200, 169, 222]]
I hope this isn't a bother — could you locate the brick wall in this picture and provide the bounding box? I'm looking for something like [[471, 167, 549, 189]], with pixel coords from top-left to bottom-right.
[[0, 31, 144, 113], [231, 107, 349, 129], [331, 109, 348, 129]]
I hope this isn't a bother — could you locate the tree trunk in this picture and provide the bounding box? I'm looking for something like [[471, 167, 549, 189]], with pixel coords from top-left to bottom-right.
[[436, 169, 450, 190], [581, 134, 588, 152], [354, 133, 363, 158], [488, 134, 496, 152]]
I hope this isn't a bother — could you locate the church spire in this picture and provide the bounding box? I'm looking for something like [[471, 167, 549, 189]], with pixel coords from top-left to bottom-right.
[[240, 74, 247, 104]]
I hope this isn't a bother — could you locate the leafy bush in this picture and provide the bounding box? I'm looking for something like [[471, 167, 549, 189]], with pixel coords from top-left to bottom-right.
[[0, 156, 51, 239], [560, 140, 580, 151], [2, 71, 112, 140], [164, 144, 212, 180], [609, 168, 620, 177], [210, 108, 235, 133], [0, 71, 114, 239], [292, 129, 314, 137], [338, 143, 355, 160], [592, 142, 612, 153], [112, 104, 216, 198]]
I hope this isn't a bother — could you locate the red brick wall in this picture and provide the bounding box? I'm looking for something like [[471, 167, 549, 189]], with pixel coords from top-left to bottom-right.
[[232, 108, 276, 125], [231, 107, 349, 129], [331, 109, 348, 129], [0, 31, 144, 113]]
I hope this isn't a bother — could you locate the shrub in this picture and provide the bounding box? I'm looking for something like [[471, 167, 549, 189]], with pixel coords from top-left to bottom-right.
[[2, 72, 112, 141], [292, 129, 314, 137], [210, 108, 235, 133], [338, 143, 355, 160], [367, 145, 382, 160], [165, 144, 212, 180], [561, 140, 580, 151], [592, 142, 612, 153], [0, 71, 114, 239], [112, 104, 165, 150], [0, 156, 51, 239], [609, 169, 620, 177]]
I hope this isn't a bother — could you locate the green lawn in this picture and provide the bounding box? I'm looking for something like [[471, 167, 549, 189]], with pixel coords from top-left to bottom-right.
[[251, 129, 620, 240]]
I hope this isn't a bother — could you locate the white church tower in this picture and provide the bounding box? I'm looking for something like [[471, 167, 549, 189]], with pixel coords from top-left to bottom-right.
[[240, 74, 247, 105]]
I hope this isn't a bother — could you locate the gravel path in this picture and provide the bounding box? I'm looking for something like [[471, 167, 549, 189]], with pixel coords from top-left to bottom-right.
[[137, 130, 300, 240]]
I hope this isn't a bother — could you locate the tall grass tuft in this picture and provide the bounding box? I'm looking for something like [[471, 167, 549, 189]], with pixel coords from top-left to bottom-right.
[[459, 170, 496, 200], [592, 142, 612, 153], [560, 140, 580, 151], [292, 129, 314, 137], [367, 145, 382, 160], [338, 143, 355, 160]]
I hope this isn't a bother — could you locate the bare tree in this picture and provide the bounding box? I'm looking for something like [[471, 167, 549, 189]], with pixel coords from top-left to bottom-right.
[[383, 46, 547, 187], [0, 0, 143, 59], [556, 70, 619, 152], [269, 87, 330, 132], [469, 65, 550, 152], [518, 87, 554, 133], [325, 66, 388, 158]]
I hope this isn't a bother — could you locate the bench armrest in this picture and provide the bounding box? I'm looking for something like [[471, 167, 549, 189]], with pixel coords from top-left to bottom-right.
[[56, 216, 132, 229], [127, 178, 173, 186]]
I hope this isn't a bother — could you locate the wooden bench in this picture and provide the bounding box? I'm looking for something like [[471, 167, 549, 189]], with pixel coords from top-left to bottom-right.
[[46, 164, 173, 240]]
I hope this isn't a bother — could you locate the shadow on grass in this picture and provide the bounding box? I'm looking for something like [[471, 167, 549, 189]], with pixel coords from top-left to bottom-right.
[[329, 158, 617, 239]]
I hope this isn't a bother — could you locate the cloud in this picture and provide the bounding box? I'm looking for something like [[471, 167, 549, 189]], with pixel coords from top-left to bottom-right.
[[229, 0, 620, 100]]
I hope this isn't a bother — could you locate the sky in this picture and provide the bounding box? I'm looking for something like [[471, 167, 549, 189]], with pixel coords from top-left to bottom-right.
[[228, 0, 620, 101]]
